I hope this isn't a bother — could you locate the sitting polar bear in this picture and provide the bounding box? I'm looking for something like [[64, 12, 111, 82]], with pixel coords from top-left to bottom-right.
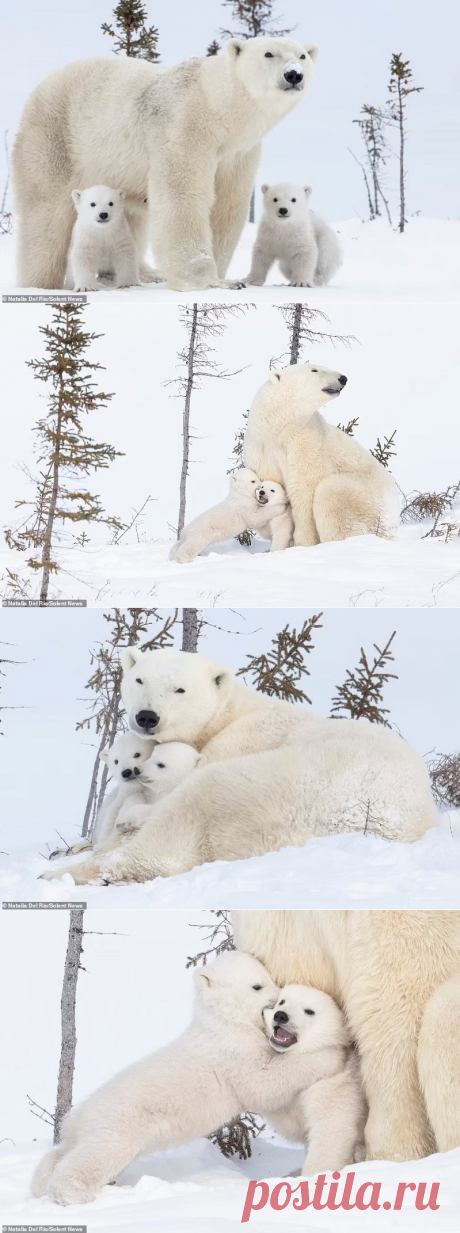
[[12, 38, 319, 291], [263, 985, 366, 1176], [31, 951, 363, 1205], [243, 363, 401, 546], [42, 648, 438, 887], [233, 910, 460, 1165], [169, 468, 293, 563], [67, 186, 141, 291], [245, 183, 342, 287]]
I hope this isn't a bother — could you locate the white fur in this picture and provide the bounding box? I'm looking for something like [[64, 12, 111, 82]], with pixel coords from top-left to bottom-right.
[[31, 951, 350, 1206], [246, 182, 342, 286], [94, 734, 202, 846], [263, 985, 367, 1175], [243, 363, 401, 545], [233, 910, 460, 1163], [67, 186, 140, 291], [169, 468, 293, 563], [42, 649, 438, 886], [12, 39, 319, 291]]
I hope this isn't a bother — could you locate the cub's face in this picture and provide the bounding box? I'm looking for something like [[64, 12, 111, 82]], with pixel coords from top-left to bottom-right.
[[261, 182, 312, 221], [100, 731, 156, 783], [228, 468, 261, 500], [139, 742, 203, 791], [263, 985, 349, 1054], [226, 36, 318, 104], [121, 648, 235, 743], [71, 185, 126, 226], [255, 478, 287, 507], [194, 950, 279, 1029]]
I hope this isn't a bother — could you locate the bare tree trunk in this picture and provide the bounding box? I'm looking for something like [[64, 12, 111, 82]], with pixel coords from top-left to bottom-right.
[[54, 908, 84, 1143], [289, 304, 303, 365], [182, 608, 199, 652], [249, 187, 255, 224], [40, 383, 64, 604], [81, 688, 120, 837], [397, 80, 405, 233], [177, 304, 198, 534]]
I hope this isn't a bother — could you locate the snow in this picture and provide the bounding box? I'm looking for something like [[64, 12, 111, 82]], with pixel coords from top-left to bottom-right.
[[2, 218, 460, 302]]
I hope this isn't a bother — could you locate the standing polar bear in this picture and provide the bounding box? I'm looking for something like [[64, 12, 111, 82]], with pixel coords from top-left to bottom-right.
[[245, 183, 342, 287], [42, 648, 438, 886], [233, 910, 460, 1164], [12, 38, 319, 291], [243, 363, 400, 545]]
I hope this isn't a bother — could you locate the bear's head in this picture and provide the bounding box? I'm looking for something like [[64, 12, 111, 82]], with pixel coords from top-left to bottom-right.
[[225, 36, 318, 106], [261, 182, 312, 222], [71, 185, 126, 226], [263, 984, 349, 1054], [255, 478, 288, 507], [139, 741, 204, 792], [193, 950, 279, 1029], [228, 467, 261, 500], [253, 362, 348, 421], [100, 731, 156, 783], [121, 648, 235, 743]]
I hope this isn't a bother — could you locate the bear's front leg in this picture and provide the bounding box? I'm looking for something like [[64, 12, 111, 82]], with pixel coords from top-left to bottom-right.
[[268, 511, 293, 551], [149, 146, 224, 291], [211, 146, 261, 282], [285, 243, 319, 289], [288, 490, 319, 547]]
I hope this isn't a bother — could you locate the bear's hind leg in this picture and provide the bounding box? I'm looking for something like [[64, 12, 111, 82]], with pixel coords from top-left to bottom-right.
[[31, 1145, 67, 1197], [313, 475, 390, 542], [211, 146, 261, 283], [46, 1140, 133, 1206], [16, 191, 75, 289], [418, 974, 460, 1151]]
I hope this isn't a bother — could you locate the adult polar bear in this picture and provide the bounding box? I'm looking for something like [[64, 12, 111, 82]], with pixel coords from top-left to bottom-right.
[[233, 910, 460, 1164], [243, 364, 400, 545], [12, 37, 318, 291], [42, 648, 438, 886]]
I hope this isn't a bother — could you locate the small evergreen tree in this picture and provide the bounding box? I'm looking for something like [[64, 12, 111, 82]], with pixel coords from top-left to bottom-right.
[[102, 0, 160, 60], [330, 632, 397, 726], [207, 39, 221, 55], [428, 752, 460, 811], [220, 0, 292, 39], [236, 615, 323, 704], [337, 417, 359, 437], [5, 304, 124, 603], [387, 54, 423, 233], [186, 910, 235, 967], [370, 430, 397, 468]]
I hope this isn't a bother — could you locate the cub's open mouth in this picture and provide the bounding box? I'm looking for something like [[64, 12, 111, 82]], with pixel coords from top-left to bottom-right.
[[270, 1025, 298, 1048], [256, 493, 269, 505]]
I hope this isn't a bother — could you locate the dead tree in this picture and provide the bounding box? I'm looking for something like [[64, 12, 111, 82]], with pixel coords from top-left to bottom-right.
[[0, 130, 13, 235], [387, 54, 423, 233], [401, 481, 460, 537], [278, 304, 356, 365], [102, 0, 160, 59], [352, 105, 392, 223], [54, 908, 85, 1143], [428, 752, 460, 811], [182, 608, 201, 652], [330, 631, 397, 726], [236, 615, 323, 704]]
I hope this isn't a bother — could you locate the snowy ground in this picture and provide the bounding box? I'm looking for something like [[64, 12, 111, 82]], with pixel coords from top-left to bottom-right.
[[1, 1140, 459, 1231], [2, 814, 460, 909], [3, 526, 460, 608], [2, 218, 460, 302]]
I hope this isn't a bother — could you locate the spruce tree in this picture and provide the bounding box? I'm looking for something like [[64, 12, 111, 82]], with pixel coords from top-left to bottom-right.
[[330, 632, 397, 726], [220, 1, 291, 39], [5, 304, 124, 603], [236, 615, 323, 704], [102, 1, 160, 60], [387, 54, 423, 233]]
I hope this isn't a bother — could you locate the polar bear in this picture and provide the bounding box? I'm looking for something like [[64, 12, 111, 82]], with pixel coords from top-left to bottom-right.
[[243, 363, 400, 546], [67, 186, 141, 291], [233, 910, 460, 1164], [169, 469, 293, 563], [12, 38, 319, 291], [263, 985, 367, 1175], [31, 950, 353, 1206], [94, 737, 203, 846], [245, 183, 342, 287], [41, 648, 438, 887]]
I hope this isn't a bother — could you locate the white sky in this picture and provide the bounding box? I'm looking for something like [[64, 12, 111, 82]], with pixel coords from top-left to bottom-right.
[[1, 607, 459, 849], [1, 0, 459, 221]]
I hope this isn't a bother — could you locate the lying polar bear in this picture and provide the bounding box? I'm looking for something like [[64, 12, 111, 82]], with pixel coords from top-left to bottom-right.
[[41, 648, 438, 887], [31, 951, 360, 1205], [245, 182, 342, 287], [263, 985, 367, 1175], [243, 363, 401, 546], [169, 468, 293, 563]]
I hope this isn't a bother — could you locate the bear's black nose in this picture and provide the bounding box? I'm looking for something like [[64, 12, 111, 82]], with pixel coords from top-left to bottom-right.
[[338, 374, 347, 386], [284, 68, 303, 86], [99, 211, 109, 220], [133, 766, 141, 776], [278, 207, 289, 216], [136, 710, 160, 732], [273, 1010, 289, 1024], [121, 768, 132, 779]]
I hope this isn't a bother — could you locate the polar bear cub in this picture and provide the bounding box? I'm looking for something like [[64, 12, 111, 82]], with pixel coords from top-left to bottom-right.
[[93, 735, 203, 847], [169, 468, 293, 563], [31, 951, 360, 1206], [67, 186, 140, 291], [246, 183, 342, 287], [263, 986, 367, 1176]]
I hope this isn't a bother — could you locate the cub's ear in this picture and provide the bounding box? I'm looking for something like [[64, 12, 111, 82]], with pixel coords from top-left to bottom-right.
[[99, 748, 109, 765], [121, 647, 144, 673], [269, 367, 282, 384], [304, 44, 319, 64], [195, 754, 207, 769], [261, 184, 270, 195], [193, 968, 214, 989], [226, 37, 245, 58], [71, 189, 82, 206], [304, 185, 313, 199], [119, 189, 126, 201]]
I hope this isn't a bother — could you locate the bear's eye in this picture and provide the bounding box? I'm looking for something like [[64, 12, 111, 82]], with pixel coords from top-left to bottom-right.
[[252, 984, 263, 990], [279, 999, 285, 1006], [114, 759, 118, 765], [300, 54, 306, 60], [175, 687, 185, 694], [251, 479, 256, 483], [264, 51, 274, 58], [273, 197, 278, 203], [136, 678, 143, 685], [156, 762, 166, 769], [134, 752, 141, 758], [304, 1008, 315, 1015], [90, 202, 96, 207], [109, 201, 113, 206], [291, 198, 296, 202], [270, 488, 275, 493], [311, 369, 318, 373]]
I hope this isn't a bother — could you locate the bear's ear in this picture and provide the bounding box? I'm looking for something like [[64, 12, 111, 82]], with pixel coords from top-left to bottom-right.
[[226, 37, 245, 58], [121, 647, 144, 673], [195, 754, 207, 769], [304, 44, 319, 64], [71, 189, 82, 206], [304, 186, 313, 199], [213, 667, 234, 689], [269, 367, 282, 384], [100, 748, 109, 765], [193, 968, 214, 989], [119, 189, 126, 201], [261, 184, 269, 195]]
